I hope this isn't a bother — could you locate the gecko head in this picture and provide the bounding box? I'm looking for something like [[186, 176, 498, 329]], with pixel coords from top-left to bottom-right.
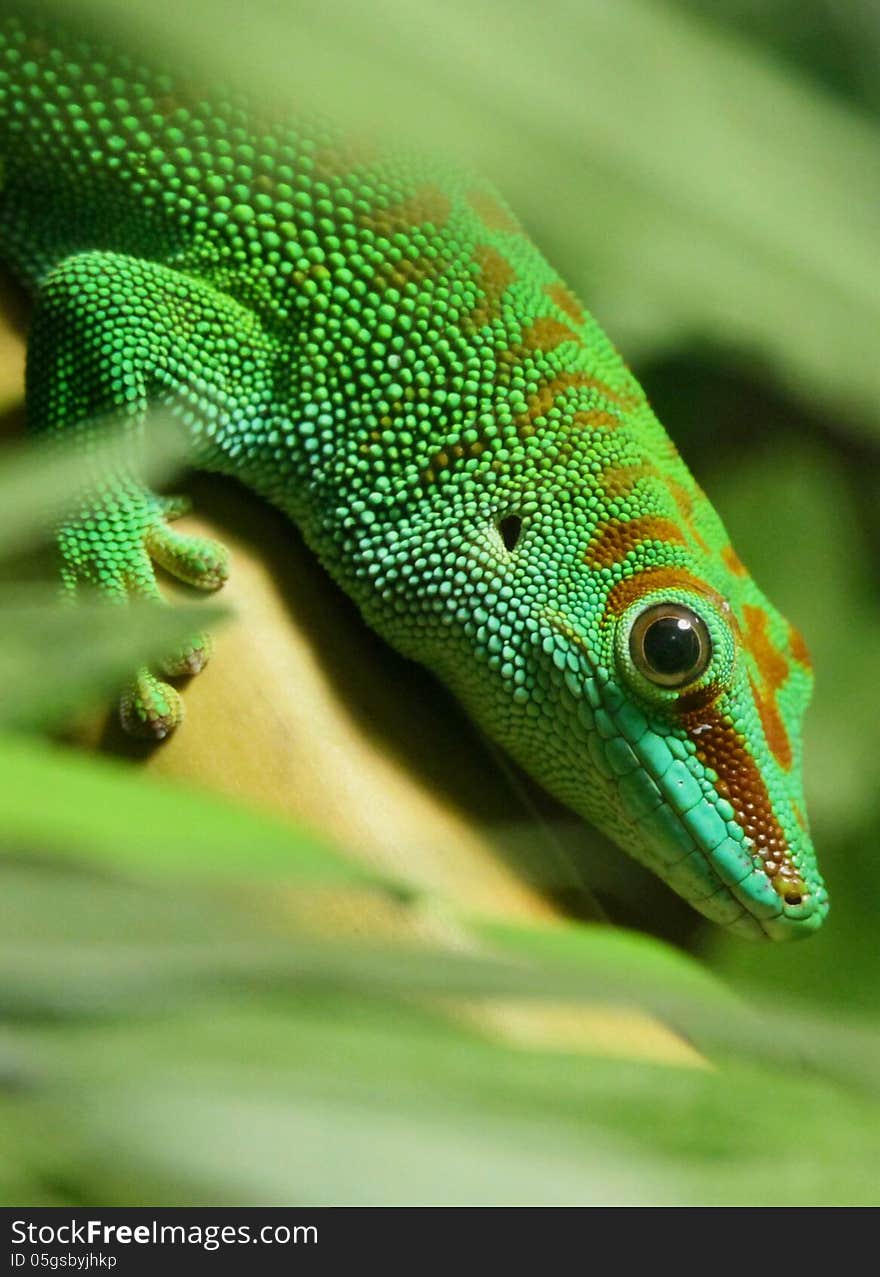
[[580, 562, 826, 940], [475, 502, 828, 941]]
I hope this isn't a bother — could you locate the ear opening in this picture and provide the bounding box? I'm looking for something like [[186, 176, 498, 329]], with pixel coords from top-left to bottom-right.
[[498, 514, 522, 552]]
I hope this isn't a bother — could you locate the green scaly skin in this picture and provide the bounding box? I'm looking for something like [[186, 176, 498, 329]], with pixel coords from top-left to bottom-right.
[[0, 7, 828, 938]]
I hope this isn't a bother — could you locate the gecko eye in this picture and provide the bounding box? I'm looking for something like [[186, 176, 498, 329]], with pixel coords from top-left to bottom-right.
[[630, 603, 711, 688]]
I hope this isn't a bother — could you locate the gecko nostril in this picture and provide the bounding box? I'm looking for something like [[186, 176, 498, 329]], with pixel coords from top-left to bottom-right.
[[783, 891, 803, 906], [498, 514, 523, 552]]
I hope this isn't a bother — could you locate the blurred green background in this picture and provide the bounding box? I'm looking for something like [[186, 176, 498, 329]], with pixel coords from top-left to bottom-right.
[[0, 0, 878, 1204]]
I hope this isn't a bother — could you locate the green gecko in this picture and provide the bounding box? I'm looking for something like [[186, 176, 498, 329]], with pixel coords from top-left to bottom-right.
[[0, 6, 828, 939]]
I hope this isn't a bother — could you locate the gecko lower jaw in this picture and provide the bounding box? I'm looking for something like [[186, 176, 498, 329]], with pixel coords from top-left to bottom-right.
[[603, 709, 828, 940], [638, 766, 829, 939]]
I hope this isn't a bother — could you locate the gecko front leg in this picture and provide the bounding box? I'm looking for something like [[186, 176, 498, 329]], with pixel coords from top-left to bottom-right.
[[27, 250, 273, 737]]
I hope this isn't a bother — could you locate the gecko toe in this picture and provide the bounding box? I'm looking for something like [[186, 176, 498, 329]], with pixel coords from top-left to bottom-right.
[[158, 631, 213, 677], [146, 519, 229, 591], [119, 668, 184, 740]]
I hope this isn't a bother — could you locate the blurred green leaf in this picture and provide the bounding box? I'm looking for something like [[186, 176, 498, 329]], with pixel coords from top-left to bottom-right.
[[2, 840, 878, 1102], [0, 413, 228, 731], [0, 734, 374, 885], [0, 411, 189, 559], [3, 995, 879, 1205], [668, 0, 880, 120], [0, 591, 226, 731]]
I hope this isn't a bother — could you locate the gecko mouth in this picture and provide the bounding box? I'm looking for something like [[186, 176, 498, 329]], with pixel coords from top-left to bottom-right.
[[602, 690, 828, 940]]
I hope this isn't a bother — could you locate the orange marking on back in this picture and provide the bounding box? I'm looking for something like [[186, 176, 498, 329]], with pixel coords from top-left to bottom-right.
[[570, 409, 624, 432], [421, 433, 489, 484], [467, 189, 521, 234], [312, 136, 380, 179], [544, 281, 585, 326], [521, 372, 636, 426], [365, 185, 453, 292], [468, 244, 516, 328], [665, 477, 693, 519], [585, 517, 687, 569], [599, 461, 660, 498], [368, 183, 453, 237], [519, 316, 583, 354], [374, 253, 449, 294], [360, 183, 454, 293]]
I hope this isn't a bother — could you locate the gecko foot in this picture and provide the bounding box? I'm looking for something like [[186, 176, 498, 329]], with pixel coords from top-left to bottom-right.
[[57, 483, 228, 739]]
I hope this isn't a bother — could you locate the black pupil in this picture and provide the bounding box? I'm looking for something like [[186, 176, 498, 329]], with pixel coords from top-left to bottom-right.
[[643, 616, 701, 677]]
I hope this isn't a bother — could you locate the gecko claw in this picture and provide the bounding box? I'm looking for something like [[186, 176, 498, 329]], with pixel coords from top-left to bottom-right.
[[119, 668, 184, 740], [158, 631, 213, 677]]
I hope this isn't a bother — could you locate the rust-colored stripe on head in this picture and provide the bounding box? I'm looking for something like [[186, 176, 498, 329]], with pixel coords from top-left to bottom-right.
[[22, 33, 51, 59], [665, 478, 710, 555], [153, 84, 209, 123], [743, 607, 791, 710], [678, 701, 804, 900], [742, 604, 793, 771], [467, 189, 521, 234], [544, 280, 585, 326], [585, 516, 687, 570], [749, 676, 792, 773], [721, 544, 748, 578], [788, 623, 812, 670], [604, 567, 725, 618]]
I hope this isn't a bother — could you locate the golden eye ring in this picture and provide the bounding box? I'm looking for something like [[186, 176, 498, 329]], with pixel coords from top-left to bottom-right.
[[629, 603, 712, 689]]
